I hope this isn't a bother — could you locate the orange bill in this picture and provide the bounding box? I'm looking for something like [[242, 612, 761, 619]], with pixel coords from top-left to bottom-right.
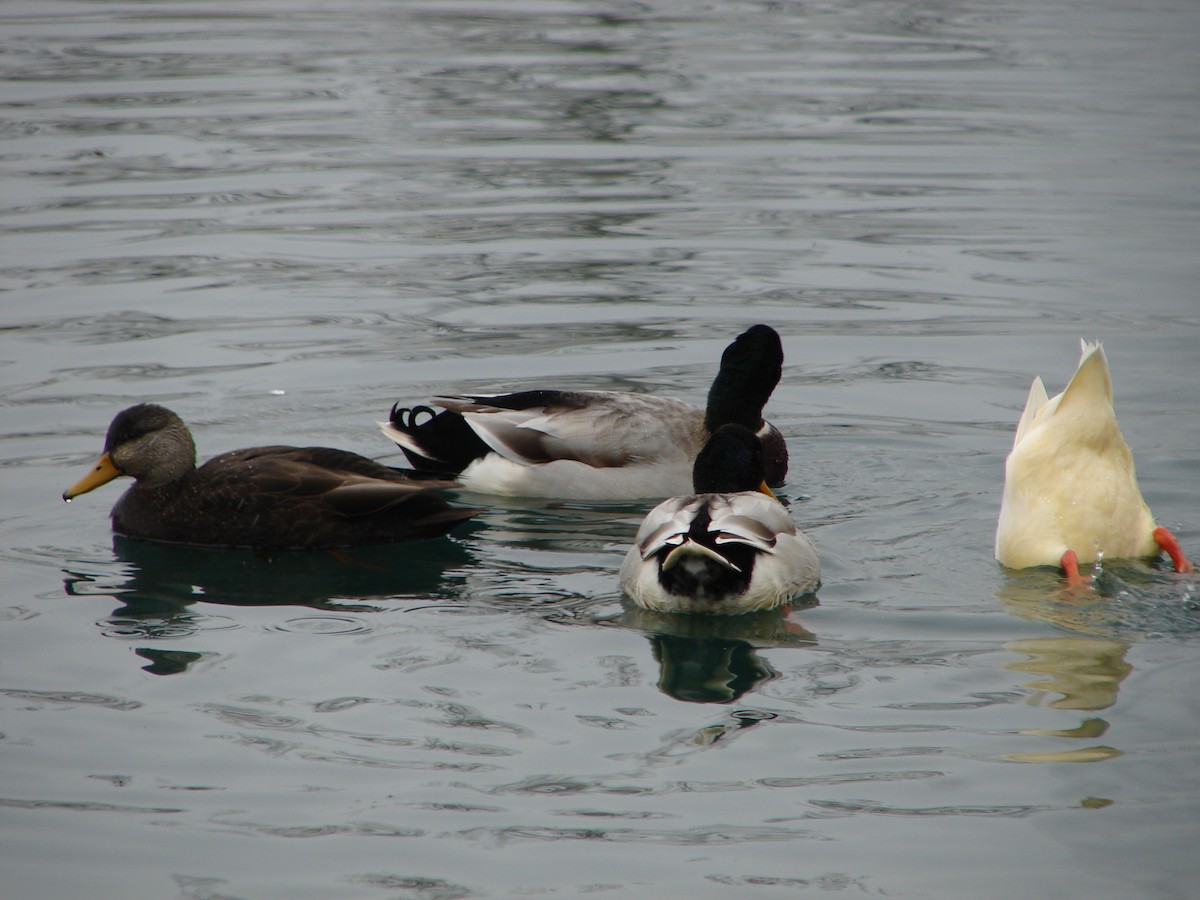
[[63, 452, 123, 500], [758, 480, 776, 499]]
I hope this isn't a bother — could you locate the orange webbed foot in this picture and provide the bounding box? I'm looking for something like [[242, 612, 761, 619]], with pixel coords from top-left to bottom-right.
[[1060, 549, 1092, 588], [1153, 526, 1194, 573]]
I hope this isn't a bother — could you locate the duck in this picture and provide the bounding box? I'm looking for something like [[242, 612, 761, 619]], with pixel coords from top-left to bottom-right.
[[380, 324, 788, 499], [63, 404, 480, 549], [995, 340, 1193, 581], [619, 423, 820, 614]]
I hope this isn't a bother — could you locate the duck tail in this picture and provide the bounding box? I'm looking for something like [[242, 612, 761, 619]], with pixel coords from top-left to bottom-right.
[[1056, 341, 1114, 424], [379, 403, 489, 474]]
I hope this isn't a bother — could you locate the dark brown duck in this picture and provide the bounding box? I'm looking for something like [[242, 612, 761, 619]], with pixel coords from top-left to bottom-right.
[[63, 404, 479, 549]]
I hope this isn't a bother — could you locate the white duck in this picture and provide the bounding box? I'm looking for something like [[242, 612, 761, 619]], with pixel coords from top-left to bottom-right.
[[619, 423, 820, 614], [995, 340, 1192, 581], [380, 325, 788, 500]]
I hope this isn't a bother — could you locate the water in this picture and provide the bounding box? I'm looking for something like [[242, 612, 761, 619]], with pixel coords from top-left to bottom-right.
[[3, 1, 1199, 897]]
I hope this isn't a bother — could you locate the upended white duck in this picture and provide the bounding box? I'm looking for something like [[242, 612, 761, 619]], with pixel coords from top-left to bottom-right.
[[620, 424, 820, 614], [995, 340, 1193, 581], [380, 325, 787, 500]]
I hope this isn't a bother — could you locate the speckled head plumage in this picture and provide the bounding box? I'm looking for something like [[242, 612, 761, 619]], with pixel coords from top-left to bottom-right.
[[102, 404, 196, 487], [104, 403, 185, 452]]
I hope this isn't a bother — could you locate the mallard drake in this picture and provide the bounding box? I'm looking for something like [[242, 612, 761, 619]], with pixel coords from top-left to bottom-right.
[[63, 404, 479, 549], [619, 423, 820, 614], [995, 341, 1192, 581], [381, 324, 788, 499]]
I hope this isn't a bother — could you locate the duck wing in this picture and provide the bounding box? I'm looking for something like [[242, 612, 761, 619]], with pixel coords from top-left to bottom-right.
[[209, 446, 462, 516], [633, 493, 795, 560], [440, 390, 704, 469], [707, 495, 796, 553], [632, 496, 706, 560]]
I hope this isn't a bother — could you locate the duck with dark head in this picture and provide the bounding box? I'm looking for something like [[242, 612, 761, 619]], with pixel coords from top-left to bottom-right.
[[64, 404, 479, 550], [381, 324, 789, 499]]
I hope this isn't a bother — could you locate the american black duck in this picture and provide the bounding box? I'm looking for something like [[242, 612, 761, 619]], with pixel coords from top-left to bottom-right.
[[64, 404, 479, 549]]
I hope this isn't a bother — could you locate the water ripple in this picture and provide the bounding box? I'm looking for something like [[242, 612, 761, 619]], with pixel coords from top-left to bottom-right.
[[350, 874, 474, 898], [456, 823, 827, 846], [297, 750, 498, 773], [215, 818, 425, 839], [708, 873, 867, 892], [759, 770, 942, 789], [311, 696, 378, 713], [198, 703, 307, 732], [99, 613, 239, 640], [270, 616, 375, 636], [0, 797, 183, 814], [808, 799, 1055, 818], [1, 689, 141, 711], [3, 0, 1200, 896]]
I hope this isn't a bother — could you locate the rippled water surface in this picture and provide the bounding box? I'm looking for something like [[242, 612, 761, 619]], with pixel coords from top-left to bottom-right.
[[3, 1, 1199, 897]]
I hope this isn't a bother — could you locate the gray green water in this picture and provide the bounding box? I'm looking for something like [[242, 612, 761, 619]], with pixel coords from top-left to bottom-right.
[[2, 1, 1199, 897]]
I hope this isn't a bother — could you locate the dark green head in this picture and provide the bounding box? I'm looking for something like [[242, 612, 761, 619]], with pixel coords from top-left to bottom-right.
[[704, 324, 784, 432], [692, 424, 768, 494]]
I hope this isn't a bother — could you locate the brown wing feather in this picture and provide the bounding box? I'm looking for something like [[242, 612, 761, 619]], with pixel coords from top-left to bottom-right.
[[113, 446, 476, 549]]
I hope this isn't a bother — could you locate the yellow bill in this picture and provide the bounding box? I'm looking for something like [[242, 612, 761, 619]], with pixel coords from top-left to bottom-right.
[[63, 452, 123, 500]]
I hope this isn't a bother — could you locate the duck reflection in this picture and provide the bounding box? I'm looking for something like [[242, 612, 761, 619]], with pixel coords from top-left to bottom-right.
[[995, 570, 1145, 761], [63, 536, 475, 673], [133, 647, 209, 676], [650, 634, 778, 704], [617, 603, 818, 704], [64, 534, 474, 620], [1005, 636, 1132, 712], [1003, 635, 1132, 764]]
